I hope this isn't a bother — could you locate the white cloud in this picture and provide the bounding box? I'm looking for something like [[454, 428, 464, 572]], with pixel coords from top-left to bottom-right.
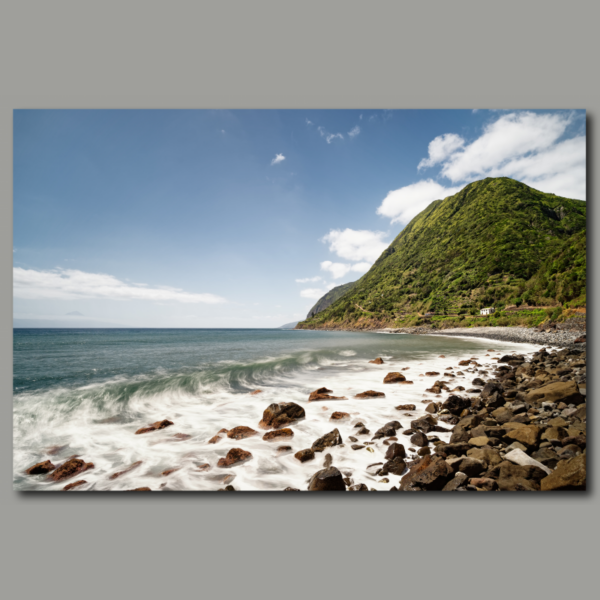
[[348, 126, 360, 138], [351, 262, 371, 274], [322, 228, 389, 262], [13, 267, 226, 304], [296, 276, 322, 283], [306, 119, 313, 125], [300, 288, 325, 299], [377, 179, 462, 225], [320, 261, 351, 279], [271, 153, 285, 165], [418, 133, 465, 170], [317, 126, 344, 144]]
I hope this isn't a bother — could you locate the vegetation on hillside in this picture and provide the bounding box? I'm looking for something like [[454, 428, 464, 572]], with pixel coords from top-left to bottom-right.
[[306, 281, 357, 319], [298, 177, 586, 330]]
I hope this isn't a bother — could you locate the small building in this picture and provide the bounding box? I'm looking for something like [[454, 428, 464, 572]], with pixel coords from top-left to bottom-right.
[[480, 307, 496, 315]]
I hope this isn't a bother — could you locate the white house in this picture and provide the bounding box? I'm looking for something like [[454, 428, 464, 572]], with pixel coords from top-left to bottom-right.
[[480, 307, 496, 315]]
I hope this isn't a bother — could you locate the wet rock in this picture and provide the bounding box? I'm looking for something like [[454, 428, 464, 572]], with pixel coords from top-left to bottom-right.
[[312, 428, 343, 452], [395, 404, 416, 411], [48, 458, 94, 482], [526, 381, 585, 406], [481, 382, 503, 399], [561, 435, 586, 449], [172, 433, 192, 441], [355, 390, 386, 398], [410, 415, 438, 433], [379, 457, 406, 476], [277, 445, 293, 454], [307, 467, 347, 491], [63, 480, 87, 491], [356, 427, 370, 436], [349, 483, 369, 491], [197, 463, 211, 471], [418, 446, 431, 456], [466, 447, 502, 467], [442, 473, 468, 491], [348, 436, 358, 443], [541, 454, 586, 490], [259, 402, 306, 429], [469, 477, 498, 491], [351, 444, 365, 450], [491, 407, 514, 424], [217, 448, 253, 468], [503, 425, 541, 449], [354, 422, 365, 428], [383, 372, 406, 384], [442, 395, 471, 416], [250, 389, 263, 395], [488, 462, 546, 490], [472, 378, 486, 386], [283, 487, 300, 491], [109, 460, 143, 480], [447, 456, 486, 477], [135, 419, 174, 435], [129, 487, 151, 491], [26, 460, 56, 475], [400, 455, 453, 491], [369, 358, 384, 364], [385, 443, 406, 460], [372, 421, 401, 439], [410, 432, 428, 447], [308, 387, 347, 402], [541, 427, 568, 444], [294, 448, 315, 463], [46, 445, 68, 456], [469, 436, 491, 447], [262, 428, 294, 441], [330, 411, 350, 420], [208, 434, 222, 444], [219, 485, 236, 491], [425, 403, 437, 414], [227, 426, 258, 440]]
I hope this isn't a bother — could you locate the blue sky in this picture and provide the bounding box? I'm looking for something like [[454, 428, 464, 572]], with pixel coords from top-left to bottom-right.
[[13, 109, 586, 327]]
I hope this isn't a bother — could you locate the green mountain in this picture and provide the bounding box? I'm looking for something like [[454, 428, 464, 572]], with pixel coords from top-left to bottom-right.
[[279, 321, 300, 329], [297, 177, 586, 330], [306, 281, 357, 319]]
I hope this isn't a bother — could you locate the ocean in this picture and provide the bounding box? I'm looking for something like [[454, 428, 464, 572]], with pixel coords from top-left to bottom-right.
[[13, 328, 540, 491]]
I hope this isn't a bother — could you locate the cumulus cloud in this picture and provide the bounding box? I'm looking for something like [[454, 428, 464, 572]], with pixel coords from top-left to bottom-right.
[[378, 111, 585, 225], [271, 153, 285, 165], [300, 288, 325, 299], [320, 260, 373, 279], [296, 276, 322, 283], [377, 179, 461, 225], [322, 228, 389, 262], [13, 268, 226, 304], [418, 133, 465, 170], [348, 126, 360, 138]]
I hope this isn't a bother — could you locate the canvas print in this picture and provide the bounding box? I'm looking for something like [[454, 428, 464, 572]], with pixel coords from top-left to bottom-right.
[[13, 109, 586, 492]]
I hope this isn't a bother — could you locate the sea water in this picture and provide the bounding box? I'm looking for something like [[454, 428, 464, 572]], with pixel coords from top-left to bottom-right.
[[13, 328, 540, 491]]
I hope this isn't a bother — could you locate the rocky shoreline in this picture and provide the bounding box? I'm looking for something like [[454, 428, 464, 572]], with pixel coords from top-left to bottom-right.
[[379, 325, 586, 349]]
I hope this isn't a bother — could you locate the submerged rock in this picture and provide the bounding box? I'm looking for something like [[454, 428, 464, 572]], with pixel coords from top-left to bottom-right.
[[25, 460, 56, 475], [294, 448, 315, 463], [312, 429, 343, 452], [355, 390, 386, 398], [330, 412, 350, 420], [262, 428, 294, 441], [109, 460, 142, 480], [63, 480, 87, 491], [308, 387, 347, 402], [227, 426, 258, 440], [135, 419, 174, 435], [48, 458, 94, 482], [217, 448, 253, 468], [369, 358, 384, 364], [383, 372, 406, 384]]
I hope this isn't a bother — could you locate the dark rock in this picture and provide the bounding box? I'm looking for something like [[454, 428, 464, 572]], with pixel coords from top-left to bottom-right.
[[63, 480, 87, 491], [369, 358, 384, 364], [355, 390, 386, 398], [351, 444, 365, 450], [330, 412, 350, 420], [135, 419, 174, 435], [128, 487, 152, 491], [312, 428, 343, 452], [503, 425, 541, 449], [383, 372, 406, 384], [526, 381, 585, 406], [418, 446, 431, 456], [399, 455, 453, 491], [481, 381, 503, 399], [355, 427, 370, 436], [217, 448, 253, 468], [227, 426, 258, 440], [308, 387, 347, 402], [385, 443, 406, 460], [469, 477, 498, 491], [410, 415, 438, 433], [109, 460, 143, 480], [434, 442, 471, 458], [283, 487, 300, 491], [26, 460, 56, 475], [48, 458, 94, 482], [307, 467, 347, 491], [294, 448, 315, 463], [262, 428, 294, 441], [472, 378, 486, 386], [379, 457, 406, 476], [259, 402, 306, 429], [349, 483, 369, 491], [208, 434, 223, 444], [395, 404, 416, 411], [372, 421, 400, 439], [442, 473, 468, 491], [442, 395, 471, 416], [410, 432, 428, 447], [447, 456, 486, 477]]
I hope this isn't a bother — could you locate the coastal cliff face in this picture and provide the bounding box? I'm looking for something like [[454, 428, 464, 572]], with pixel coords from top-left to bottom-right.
[[297, 177, 586, 330]]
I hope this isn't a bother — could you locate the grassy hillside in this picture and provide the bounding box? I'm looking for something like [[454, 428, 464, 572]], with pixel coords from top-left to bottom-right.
[[297, 177, 586, 330], [306, 281, 357, 318]]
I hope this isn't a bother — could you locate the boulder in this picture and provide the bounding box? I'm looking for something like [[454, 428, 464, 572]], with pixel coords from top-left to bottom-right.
[[379, 457, 406, 476], [385, 443, 406, 461], [541, 427, 568, 444], [410, 432, 428, 447], [410, 415, 438, 433], [262, 428, 294, 441], [446, 457, 486, 478], [372, 421, 400, 439], [481, 381, 503, 399], [63, 480, 87, 491], [330, 412, 350, 420], [25, 460, 56, 475], [109, 460, 143, 480], [468, 477, 498, 491], [307, 467, 347, 491], [48, 458, 94, 482], [466, 447, 503, 467], [355, 390, 386, 398], [294, 448, 315, 463], [442, 395, 471, 416], [400, 455, 453, 491], [541, 454, 586, 491], [217, 448, 253, 468], [308, 388, 347, 402], [259, 402, 305, 429], [135, 419, 174, 435], [312, 428, 343, 452], [369, 358, 384, 364], [383, 372, 406, 384], [503, 425, 541, 449], [469, 436, 490, 447], [491, 407, 514, 424], [442, 473, 469, 491], [526, 381, 585, 406], [434, 442, 471, 458], [227, 426, 258, 440]]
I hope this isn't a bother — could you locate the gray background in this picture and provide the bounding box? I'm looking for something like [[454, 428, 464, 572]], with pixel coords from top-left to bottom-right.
[[1, 1, 596, 598]]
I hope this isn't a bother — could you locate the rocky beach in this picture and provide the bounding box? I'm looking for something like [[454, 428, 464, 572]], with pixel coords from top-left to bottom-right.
[[18, 328, 586, 492]]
